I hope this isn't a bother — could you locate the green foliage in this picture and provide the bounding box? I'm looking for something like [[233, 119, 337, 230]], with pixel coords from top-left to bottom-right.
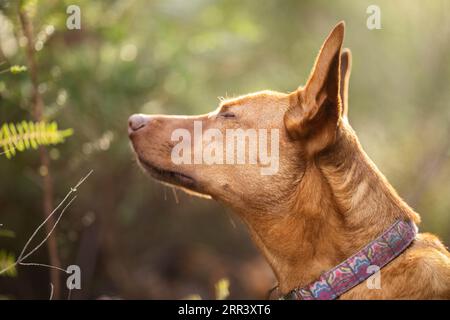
[[215, 278, 230, 300], [0, 251, 17, 277], [0, 228, 16, 278], [9, 65, 27, 74], [0, 65, 27, 75], [184, 278, 230, 300], [0, 121, 73, 159]]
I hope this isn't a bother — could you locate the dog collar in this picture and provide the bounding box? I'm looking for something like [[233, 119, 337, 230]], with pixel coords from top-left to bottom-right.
[[279, 219, 417, 300]]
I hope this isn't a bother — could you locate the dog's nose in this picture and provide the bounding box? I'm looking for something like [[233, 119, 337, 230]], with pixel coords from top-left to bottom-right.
[[128, 114, 149, 133]]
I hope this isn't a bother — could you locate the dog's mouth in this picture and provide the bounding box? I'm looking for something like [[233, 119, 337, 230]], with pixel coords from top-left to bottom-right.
[[137, 157, 211, 198], [138, 157, 195, 186]]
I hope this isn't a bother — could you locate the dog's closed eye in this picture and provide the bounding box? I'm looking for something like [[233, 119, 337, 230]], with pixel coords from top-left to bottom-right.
[[218, 111, 236, 119]]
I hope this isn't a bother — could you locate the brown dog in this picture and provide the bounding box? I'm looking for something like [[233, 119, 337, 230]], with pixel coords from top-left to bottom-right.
[[128, 22, 450, 299]]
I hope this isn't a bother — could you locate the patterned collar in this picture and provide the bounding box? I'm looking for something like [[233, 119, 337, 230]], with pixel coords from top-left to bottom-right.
[[278, 219, 417, 300]]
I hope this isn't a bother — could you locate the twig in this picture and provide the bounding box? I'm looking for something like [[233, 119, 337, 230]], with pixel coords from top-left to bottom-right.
[[0, 170, 93, 288], [19, 262, 68, 273], [49, 283, 54, 300], [19, 195, 78, 262], [171, 187, 179, 204]]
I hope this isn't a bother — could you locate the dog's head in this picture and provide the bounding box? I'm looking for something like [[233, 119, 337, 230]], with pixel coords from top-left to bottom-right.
[[129, 22, 351, 214]]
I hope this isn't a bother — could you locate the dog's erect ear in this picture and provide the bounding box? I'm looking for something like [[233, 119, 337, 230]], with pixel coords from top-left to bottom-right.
[[285, 22, 345, 153], [340, 48, 352, 119]]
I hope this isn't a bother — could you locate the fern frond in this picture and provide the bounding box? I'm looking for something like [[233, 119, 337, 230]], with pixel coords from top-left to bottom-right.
[[0, 121, 73, 159], [0, 251, 17, 277]]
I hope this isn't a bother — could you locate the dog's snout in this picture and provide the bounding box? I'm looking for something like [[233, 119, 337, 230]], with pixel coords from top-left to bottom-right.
[[128, 114, 149, 133]]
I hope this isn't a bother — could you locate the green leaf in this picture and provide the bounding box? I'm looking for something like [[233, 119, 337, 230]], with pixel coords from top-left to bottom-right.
[[9, 65, 27, 74], [0, 251, 17, 277]]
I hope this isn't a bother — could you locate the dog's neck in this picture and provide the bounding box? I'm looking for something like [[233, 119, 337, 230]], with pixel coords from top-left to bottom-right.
[[241, 122, 420, 294]]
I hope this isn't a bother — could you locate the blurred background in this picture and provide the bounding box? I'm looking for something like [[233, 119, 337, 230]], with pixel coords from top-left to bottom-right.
[[0, 0, 449, 299]]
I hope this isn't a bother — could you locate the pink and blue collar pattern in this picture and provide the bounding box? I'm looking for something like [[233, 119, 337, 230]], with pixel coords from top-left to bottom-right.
[[281, 219, 418, 300]]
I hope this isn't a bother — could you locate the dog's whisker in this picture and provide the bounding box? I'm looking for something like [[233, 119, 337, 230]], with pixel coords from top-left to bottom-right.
[[227, 211, 237, 229], [171, 187, 179, 204]]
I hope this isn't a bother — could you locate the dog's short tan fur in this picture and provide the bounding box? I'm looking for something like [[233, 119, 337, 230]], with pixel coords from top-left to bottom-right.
[[129, 22, 450, 299]]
